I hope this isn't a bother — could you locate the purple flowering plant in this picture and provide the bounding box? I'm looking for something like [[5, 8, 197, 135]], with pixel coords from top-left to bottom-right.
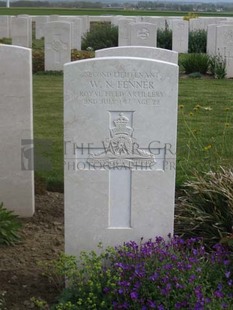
[[53, 236, 232, 310]]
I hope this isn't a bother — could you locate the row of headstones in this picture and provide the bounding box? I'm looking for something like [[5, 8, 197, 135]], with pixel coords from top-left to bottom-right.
[[0, 43, 178, 257], [1, 14, 233, 41], [1, 15, 233, 49], [1, 15, 233, 75], [0, 15, 87, 49], [207, 24, 233, 78]]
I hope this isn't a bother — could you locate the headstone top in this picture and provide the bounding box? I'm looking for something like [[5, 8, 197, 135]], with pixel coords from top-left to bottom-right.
[[95, 46, 178, 64]]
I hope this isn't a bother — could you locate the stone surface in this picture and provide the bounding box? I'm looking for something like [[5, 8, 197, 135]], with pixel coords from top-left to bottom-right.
[[79, 15, 90, 35], [172, 20, 188, 53], [142, 16, 165, 30], [216, 25, 233, 78], [49, 15, 59, 22], [58, 16, 82, 50], [64, 56, 178, 256], [207, 24, 217, 56], [44, 21, 71, 71], [95, 46, 178, 64], [11, 16, 32, 48], [0, 45, 34, 217], [89, 16, 113, 23], [34, 16, 49, 39], [0, 16, 10, 38], [129, 22, 157, 47], [118, 18, 137, 46], [189, 17, 227, 32]]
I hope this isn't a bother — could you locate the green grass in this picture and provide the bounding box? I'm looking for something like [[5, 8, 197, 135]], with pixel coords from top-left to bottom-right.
[[33, 73, 233, 191], [33, 73, 63, 191], [0, 7, 233, 17], [177, 78, 233, 185]]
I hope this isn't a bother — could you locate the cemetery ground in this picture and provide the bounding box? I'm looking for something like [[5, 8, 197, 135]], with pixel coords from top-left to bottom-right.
[[0, 55, 233, 308], [0, 191, 64, 309], [1, 73, 231, 309]]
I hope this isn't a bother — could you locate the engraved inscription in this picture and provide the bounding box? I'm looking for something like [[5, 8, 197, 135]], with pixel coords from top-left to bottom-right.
[[87, 113, 156, 169], [137, 27, 150, 40], [68, 70, 169, 106], [47, 34, 68, 63]]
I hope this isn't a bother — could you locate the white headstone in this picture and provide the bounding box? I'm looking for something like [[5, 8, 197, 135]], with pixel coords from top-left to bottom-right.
[[189, 17, 227, 32], [166, 17, 183, 30], [11, 16, 32, 48], [0, 16, 10, 38], [58, 16, 82, 50], [118, 18, 137, 46], [44, 21, 71, 71], [34, 15, 49, 39], [172, 20, 189, 53], [142, 17, 165, 30], [49, 15, 59, 22], [129, 22, 157, 47], [89, 16, 113, 24], [207, 24, 217, 56], [0, 45, 34, 217], [95, 46, 178, 64], [216, 25, 233, 78], [64, 56, 178, 256], [80, 15, 90, 35]]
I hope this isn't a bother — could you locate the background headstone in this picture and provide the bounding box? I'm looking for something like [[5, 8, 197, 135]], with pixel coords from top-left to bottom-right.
[[11, 16, 32, 48], [0, 45, 34, 217], [118, 18, 137, 46], [142, 16, 165, 30], [129, 22, 157, 47], [0, 16, 10, 38], [64, 57, 178, 256], [34, 15, 49, 39], [58, 16, 82, 50], [44, 21, 71, 71], [95, 46, 178, 64], [207, 24, 217, 56], [172, 20, 188, 53], [216, 25, 233, 78]]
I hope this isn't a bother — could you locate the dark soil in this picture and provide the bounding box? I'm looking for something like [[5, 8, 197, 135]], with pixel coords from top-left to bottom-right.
[[0, 192, 64, 310]]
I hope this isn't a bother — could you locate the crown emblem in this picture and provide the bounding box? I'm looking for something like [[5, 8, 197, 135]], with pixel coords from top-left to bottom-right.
[[87, 112, 156, 169], [110, 113, 133, 137]]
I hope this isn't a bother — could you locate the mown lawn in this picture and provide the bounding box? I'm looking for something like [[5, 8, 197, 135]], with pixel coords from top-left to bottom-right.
[[0, 7, 233, 17], [33, 74, 233, 191]]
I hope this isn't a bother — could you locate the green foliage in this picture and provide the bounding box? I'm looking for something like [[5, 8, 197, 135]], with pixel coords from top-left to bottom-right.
[[33, 50, 45, 73], [32, 38, 44, 50], [40, 238, 233, 309], [71, 49, 95, 61], [175, 168, 233, 248], [157, 25, 172, 50], [30, 297, 49, 309], [0, 291, 6, 310], [0, 37, 12, 45], [209, 54, 226, 79], [40, 248, 118, 309], [81, 23, 118, 51], [189, 30, 207, 53], [188, 72, 203, 79], [180, 53, 209, 74], [0, 203, 21, 246]]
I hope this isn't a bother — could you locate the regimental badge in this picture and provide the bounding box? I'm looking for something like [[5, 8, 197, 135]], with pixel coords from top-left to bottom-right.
[[87, 113, 156, 169]]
